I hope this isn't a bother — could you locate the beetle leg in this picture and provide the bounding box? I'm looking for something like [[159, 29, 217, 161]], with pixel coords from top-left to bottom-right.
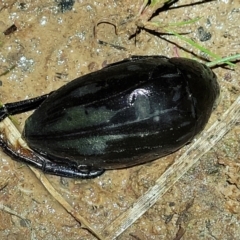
[[43, 162, 105, 179], [0, 136, 104, 178], [0, 136, 45, 169], [0, 93, 51, 121]]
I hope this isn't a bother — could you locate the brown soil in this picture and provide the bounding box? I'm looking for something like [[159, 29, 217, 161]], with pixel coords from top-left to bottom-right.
[[0, 0, 239, 239]]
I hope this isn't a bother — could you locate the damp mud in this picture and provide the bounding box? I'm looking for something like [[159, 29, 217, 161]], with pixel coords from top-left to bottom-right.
[[0, 0, 239, 239]]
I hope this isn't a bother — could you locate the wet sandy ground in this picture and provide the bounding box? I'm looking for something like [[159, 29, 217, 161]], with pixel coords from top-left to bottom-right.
[[0, 0, 239, 239]]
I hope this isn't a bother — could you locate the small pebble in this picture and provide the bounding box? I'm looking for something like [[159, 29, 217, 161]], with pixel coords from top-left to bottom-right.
[[197, 26, 212, 42]]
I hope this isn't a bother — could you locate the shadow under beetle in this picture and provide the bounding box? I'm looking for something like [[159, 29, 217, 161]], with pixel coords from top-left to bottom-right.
[[0, 56, 220, 178]]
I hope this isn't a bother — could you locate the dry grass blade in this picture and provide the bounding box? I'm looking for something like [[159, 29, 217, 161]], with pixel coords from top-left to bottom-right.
[[0, 177, 9, 190], [0, 118, 104, 240], [101, 96, 240, 239], [0, 203, 29, 221], [29, 167, 105, 240]]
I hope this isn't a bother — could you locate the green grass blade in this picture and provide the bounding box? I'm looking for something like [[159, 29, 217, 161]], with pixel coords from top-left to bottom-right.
[[150, 18, 201, 28], [206, 54, 240, 67], [167, 30, 235, 67]]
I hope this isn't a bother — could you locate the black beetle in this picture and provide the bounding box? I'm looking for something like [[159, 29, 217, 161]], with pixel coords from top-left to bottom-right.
[[0, 56, 220, 178]]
